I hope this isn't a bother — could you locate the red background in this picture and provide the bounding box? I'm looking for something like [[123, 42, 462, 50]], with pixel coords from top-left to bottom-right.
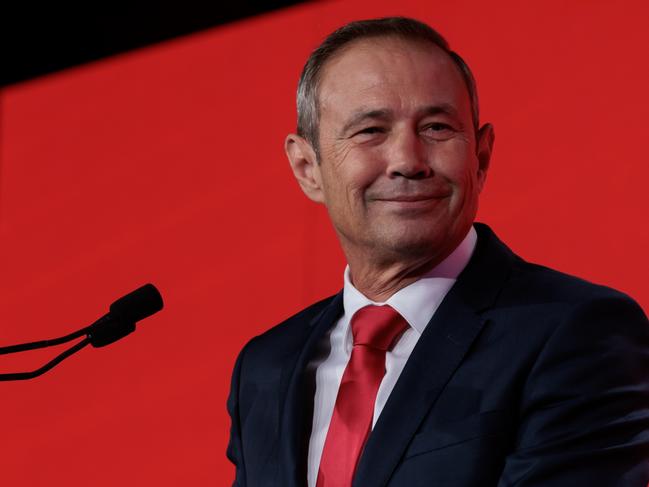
[[1, 0, 647, 485]]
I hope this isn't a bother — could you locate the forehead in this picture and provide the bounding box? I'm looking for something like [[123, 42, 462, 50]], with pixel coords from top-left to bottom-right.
[[317, 37, 471, 124]]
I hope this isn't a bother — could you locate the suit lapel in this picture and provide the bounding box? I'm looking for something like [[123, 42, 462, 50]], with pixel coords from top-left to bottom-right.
[[353, 223, 515, 487], [278, 292, 344, 487], [353, 292, 487, 487]]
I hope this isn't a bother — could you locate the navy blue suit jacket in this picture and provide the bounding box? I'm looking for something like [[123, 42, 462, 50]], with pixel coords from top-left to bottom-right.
[[227, 224, 649, 486]]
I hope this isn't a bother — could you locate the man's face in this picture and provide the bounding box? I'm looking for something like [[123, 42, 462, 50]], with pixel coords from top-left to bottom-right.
[[289, 37, 493, 265]]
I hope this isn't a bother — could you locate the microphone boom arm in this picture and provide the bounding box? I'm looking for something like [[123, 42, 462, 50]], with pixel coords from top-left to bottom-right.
[[0, 283, 163, 381], [0, 327, 89, 355], [0, 338, 90, 381]]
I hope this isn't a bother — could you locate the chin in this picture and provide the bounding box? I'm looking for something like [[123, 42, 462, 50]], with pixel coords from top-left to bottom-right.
[[379, 228, 447, 257], [381, 214, 471, 255]]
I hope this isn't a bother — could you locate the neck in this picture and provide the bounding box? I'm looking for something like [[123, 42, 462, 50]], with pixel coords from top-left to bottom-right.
[[345, 248, 450, 302]]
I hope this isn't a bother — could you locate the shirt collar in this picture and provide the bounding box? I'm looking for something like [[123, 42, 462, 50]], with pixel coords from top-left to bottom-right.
[[342, 225, 477, 335]]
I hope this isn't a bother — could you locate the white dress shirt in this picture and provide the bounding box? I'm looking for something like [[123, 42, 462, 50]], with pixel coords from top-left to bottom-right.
[[306, 226, 478, 487]]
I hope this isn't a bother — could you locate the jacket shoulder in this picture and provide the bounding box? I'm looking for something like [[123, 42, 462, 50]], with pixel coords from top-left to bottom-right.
[[505, 258, 642, 308], [239, 293, 340, 368], [473, 222, 644, 310], [257, 293, 338, 341]]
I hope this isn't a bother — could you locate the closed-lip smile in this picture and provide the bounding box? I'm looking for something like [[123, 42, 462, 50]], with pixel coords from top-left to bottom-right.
[[373, 193, 450, 202]]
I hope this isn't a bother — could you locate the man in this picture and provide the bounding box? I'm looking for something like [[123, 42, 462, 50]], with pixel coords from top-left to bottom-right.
[[227, 17, 649, 487]]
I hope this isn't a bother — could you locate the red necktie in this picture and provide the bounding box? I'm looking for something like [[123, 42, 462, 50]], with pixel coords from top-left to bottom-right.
[[316, 305, 408, 487]]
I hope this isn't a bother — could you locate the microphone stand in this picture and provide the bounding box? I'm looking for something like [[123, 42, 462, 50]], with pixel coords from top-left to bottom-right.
[[0, 333, 91, 381], [0, 317, 137, 381], [0, 283, 162, 381]]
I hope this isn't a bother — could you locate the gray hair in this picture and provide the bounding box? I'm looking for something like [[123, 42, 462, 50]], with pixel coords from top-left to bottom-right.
[[295, 17, 480, 156]]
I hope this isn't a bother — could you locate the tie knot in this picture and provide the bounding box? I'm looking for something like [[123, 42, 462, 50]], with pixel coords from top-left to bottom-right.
[[350, 305, 408, 351]]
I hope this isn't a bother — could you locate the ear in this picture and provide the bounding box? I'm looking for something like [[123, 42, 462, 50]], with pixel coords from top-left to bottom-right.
[[285, 133, 325, 204], [475, 123, 495, 192]]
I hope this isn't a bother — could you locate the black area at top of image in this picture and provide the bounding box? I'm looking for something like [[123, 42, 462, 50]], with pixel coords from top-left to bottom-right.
[[2, 0, 309, 87]]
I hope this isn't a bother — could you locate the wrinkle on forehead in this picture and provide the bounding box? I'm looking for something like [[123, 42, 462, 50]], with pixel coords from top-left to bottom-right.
[[317, 37, 472, 130]]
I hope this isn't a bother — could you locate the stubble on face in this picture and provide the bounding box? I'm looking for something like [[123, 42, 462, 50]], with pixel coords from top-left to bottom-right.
[[311, 37, 488, 297]]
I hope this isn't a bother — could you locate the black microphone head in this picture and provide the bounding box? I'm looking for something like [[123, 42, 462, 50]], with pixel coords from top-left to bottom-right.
[[109, 283, 164, 323]]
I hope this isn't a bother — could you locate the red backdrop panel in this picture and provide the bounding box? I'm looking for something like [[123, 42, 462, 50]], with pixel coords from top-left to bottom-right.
[[0, 0, 647, 485]]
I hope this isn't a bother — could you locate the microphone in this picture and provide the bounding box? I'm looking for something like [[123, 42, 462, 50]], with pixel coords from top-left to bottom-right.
[[88, 284, 164, 347], [0, 283, 164, 380]]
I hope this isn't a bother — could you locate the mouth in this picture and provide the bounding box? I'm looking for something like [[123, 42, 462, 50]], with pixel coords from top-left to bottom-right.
[[369, 194, 450, 213], [366, 184, 454, 213], [372, 193, 451, 203]]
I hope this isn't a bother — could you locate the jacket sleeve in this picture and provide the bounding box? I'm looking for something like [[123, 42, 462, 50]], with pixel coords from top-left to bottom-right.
[[227, 344, 248, 487], [497, 295, 649, 487]]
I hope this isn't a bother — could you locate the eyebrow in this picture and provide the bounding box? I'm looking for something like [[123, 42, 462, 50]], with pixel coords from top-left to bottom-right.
[[418, 103, 460, 120], [339, 104, 461, 136], [340, 108, 392, 136]]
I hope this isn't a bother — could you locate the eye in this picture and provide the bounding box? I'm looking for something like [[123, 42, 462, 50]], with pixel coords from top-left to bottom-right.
[[355, 126, 384, 135], [423, 122, 452, 132], [350, 126, 387, 143], [421, 122, 455, 139]]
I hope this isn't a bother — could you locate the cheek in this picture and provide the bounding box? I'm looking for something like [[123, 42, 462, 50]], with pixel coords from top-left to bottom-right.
[[320, 166, 366, 217], [325, 150, 382, 201], [430, 144, 479, 188]]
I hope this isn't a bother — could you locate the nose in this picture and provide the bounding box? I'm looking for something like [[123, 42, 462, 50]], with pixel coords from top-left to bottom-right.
[[386, 128, 432, 179]]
